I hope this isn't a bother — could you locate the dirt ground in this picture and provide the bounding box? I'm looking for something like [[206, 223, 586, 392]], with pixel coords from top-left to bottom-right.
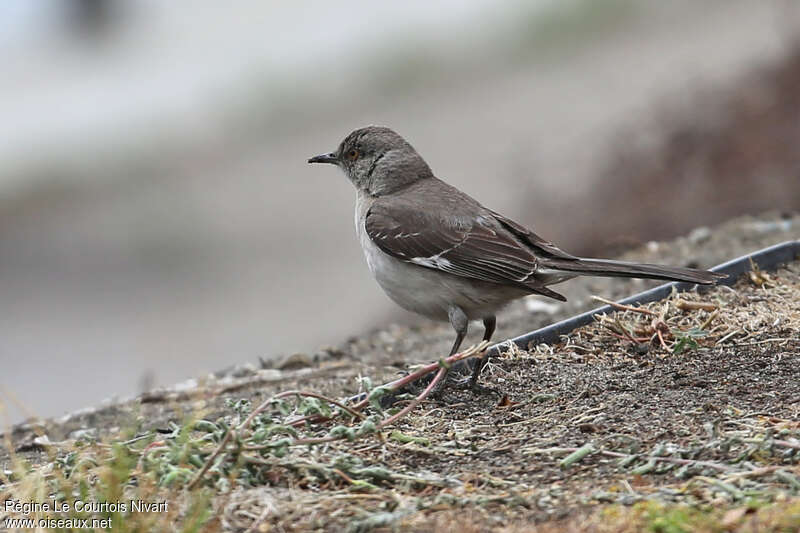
[[2, 212, 798, 532], [211, 258, 800, 532]]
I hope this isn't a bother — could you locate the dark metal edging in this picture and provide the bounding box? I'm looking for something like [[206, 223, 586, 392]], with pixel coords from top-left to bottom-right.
[[485, 239, 800, 356]]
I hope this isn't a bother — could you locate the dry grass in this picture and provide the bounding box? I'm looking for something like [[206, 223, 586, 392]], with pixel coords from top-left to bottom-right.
[[2, 262, 798, 531]]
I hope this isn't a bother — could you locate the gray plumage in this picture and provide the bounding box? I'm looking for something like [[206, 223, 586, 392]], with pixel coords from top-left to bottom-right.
[[309, 126, 725, 384]]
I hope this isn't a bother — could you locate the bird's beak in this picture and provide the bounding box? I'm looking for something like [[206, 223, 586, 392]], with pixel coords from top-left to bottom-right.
[[308, 152, 338, 165]]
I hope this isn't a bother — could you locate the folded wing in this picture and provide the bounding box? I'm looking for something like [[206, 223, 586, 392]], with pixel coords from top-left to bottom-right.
[[365, 199, 567, 301]]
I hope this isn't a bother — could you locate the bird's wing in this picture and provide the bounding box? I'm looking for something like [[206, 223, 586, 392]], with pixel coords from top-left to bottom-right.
[[487, 209, 578, 260], [365, 199, 566, 301]]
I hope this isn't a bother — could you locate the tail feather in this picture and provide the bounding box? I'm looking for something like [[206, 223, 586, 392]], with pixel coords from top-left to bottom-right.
[[540, 257, 726, 285]]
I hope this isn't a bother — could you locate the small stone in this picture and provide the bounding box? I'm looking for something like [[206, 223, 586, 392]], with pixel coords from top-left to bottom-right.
[[68, 428, 97, 441], [688, 226, 711, 244], [230, 363, 256, 378], [172, 378, 199, 392], [277, 352, 313, 370], [634, 343, 649, 355], [378, 331, 395, 344], [15, 434, 52, 452], [319, 345, 347, 359], [745, 220, 793, 233]]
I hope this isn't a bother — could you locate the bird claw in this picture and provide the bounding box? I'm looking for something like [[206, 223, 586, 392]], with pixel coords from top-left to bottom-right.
[[452, 375, 502, 397], [429, 373, 501, 401]]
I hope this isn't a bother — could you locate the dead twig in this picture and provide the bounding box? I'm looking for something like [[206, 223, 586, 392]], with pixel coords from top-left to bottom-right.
[[524, 446, 736, 473], [592, 296, 658, 316], [378, 366, 448, 429], [675, 298, 718, 312]]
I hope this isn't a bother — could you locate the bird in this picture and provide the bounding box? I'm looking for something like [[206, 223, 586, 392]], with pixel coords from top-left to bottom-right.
[[308, 126, 725, 388]]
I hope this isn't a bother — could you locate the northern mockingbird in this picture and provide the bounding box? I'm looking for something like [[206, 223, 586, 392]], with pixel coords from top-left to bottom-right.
[[309, 126, 724, 387]]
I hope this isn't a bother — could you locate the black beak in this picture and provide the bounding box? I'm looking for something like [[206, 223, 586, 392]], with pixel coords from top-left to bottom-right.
[[308, 152, 338, 164]]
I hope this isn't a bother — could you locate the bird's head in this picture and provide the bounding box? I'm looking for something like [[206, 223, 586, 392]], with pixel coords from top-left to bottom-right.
[[308, 126, 432, 195]]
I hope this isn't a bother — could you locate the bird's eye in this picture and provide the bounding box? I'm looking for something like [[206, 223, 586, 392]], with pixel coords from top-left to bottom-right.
[[347, 149, 359, 160]]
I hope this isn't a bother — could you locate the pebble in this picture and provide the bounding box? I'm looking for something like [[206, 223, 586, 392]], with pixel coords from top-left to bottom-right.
[[688, 226, 711, 244], [277, 352, 313, 370], [229, 363, 257, 378], [744, 220, 793, 233], [68, 428, 98, 441]]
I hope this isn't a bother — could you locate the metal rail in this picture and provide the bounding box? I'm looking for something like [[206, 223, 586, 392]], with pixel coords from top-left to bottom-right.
[[487, 240, 800, 355]]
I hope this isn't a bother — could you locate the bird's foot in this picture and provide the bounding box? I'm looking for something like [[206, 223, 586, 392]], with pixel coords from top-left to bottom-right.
[[451, 375, 502, 397], [419, 365, 501, 402]]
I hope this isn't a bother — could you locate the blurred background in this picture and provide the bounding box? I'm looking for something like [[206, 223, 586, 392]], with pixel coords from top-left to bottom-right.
[[2, 0, 799, 424]]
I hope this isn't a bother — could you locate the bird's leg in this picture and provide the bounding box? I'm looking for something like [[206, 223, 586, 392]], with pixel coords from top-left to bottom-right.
[[483, 316, 497, 342], [468, 316, 496, 391], [447, 306, 469, 357], [430, 307, 468, 399]]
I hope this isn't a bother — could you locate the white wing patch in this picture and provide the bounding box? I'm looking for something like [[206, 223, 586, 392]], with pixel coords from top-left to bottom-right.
[[405, 229, 470, 271], [411, 256, 452, 269], [515, 268, 537, 282]]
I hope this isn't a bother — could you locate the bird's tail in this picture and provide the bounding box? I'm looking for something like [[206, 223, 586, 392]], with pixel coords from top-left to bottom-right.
[[539, 257, 726, 285]]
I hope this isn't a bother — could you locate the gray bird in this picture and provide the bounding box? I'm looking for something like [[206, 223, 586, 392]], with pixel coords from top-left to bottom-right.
[[309, 126, 724, 387]]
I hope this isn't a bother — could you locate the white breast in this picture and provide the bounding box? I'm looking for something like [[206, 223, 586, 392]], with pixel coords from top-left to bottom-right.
[[353, 193, 527, 321]]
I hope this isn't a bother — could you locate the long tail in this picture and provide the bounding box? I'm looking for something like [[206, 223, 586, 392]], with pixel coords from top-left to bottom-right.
[[540, 257, 726, 285]]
